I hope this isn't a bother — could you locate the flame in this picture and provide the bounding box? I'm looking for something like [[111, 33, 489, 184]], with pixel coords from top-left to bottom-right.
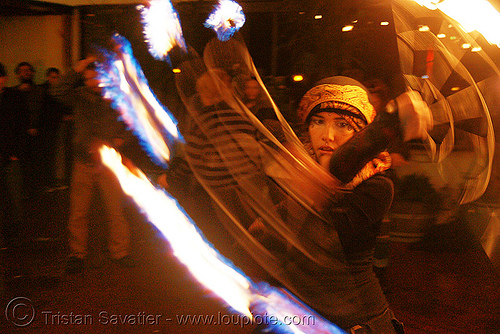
[[252, 283, 345, 334], [98, 34, 182, 168], [99, 145, 345, 333], [100, 145, 253, 317], [138, 0, 187, 61], [204, 0, 246, 41], [412, 0, 500, 46]]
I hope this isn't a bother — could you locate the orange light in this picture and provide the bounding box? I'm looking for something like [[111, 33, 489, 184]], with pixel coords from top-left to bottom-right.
[[293, 75, 304, 82], [342, 25, 354, 32]]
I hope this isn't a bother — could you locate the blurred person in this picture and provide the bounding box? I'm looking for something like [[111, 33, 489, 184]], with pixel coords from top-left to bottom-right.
[[0, 62, 44, 247], [52, 57, 134, 274], [5, 62, 44, 198], [241, 76, 272, 117], [0, 62, 25, 249], [38, 67, 71, 191]]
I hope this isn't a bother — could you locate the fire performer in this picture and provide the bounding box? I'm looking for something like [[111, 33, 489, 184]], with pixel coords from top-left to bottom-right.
[[168, 36, 432, 333], [95, 1, 434, 331]]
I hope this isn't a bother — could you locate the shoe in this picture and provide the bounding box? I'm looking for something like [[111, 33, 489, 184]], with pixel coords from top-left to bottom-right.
[[113, 255, 136, 268], [65, 256, 84, 274]]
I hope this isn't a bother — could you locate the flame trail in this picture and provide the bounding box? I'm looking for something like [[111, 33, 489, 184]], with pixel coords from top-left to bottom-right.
[[138, 0, 187, 61], [100, 145, 253, 317], [100, 145, 345, 333], [204, 0, 246, 41], [412, 0, 500, 46], [97, 34, 182, 168]]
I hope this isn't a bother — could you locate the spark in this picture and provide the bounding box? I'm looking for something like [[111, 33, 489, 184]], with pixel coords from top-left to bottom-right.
[[204, 0, 246, 41]]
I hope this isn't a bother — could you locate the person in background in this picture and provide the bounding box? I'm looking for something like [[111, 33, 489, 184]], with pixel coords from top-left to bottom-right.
[[39, 67, 71, 191], [0, 62, 25, 249], [51, 57, 134, 274], [6, 62, 44, 199]]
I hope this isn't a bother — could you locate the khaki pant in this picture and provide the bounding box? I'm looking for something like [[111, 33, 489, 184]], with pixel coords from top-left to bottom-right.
[[68, 160, 130, 259]]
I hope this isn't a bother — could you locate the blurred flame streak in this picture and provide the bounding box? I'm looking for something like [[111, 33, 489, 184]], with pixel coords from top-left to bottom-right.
[[100, 146, 347, 333], [98, 34, 183, 167], [412, 0, 500, 46], [117, 51, 181, 141], [138, 0, 187, 60], [99, 145, 253, 317], [110, 56, 176, 165]]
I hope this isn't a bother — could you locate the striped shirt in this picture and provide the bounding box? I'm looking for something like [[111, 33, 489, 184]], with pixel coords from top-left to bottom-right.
[[182, 103, 262, 189]]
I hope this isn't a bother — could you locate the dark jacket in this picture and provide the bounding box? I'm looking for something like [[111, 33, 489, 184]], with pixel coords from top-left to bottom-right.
[[51, 69, 130, 163]]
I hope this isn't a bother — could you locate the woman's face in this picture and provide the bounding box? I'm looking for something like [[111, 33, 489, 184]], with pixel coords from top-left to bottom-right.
[[308, 111, 356, 170]]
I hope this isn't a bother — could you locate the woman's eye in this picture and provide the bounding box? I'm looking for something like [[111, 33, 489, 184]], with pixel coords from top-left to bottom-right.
[[312, 118, 324, 125], [336, 121, 353, 131]]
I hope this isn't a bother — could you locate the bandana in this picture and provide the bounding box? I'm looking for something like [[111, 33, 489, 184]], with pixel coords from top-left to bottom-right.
[[297, 77, 376, 131]]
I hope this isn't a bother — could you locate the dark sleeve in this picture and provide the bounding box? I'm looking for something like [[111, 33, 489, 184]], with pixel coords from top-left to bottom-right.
[[328, 174, 394, 254], [27, 85, 44, 129], [50, 69, 81, 108], [329, 110, 402, 183]]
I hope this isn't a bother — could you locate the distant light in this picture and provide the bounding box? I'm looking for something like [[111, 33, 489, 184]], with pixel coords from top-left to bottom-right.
[[462, 43, 472, 49], [352, 20, 358, 23], [450, 36, 458, 40], [314, 14, 323, 20], [342, 25, 354, 32], [86, 13, 95, 17], [471, 46, 482, 52], [418, 25, 430, 32], [448, 24, 453, 28], [299, 11, 305, 15], [380, 21, 389, 26], [451, 86, 460, 91], [293, 75, 304, 82], [421, 75, 430, 79], [437, 33, 446, 38], [172, 68, 181, 74]]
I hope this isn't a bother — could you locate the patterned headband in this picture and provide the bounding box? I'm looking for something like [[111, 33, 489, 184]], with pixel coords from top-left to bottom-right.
[[297, 84, 376, 126]]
